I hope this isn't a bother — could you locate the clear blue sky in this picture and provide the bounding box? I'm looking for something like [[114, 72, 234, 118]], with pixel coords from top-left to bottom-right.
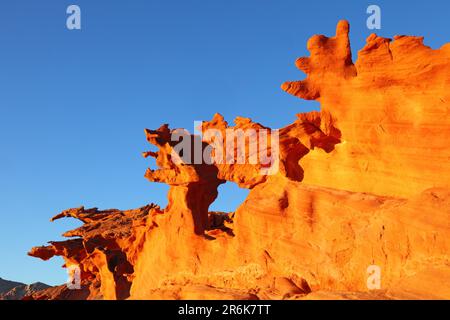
[[1, 0, 449, 285]]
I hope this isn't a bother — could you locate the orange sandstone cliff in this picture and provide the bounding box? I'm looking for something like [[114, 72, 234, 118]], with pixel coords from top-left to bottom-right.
[[28, 21, 450, 300]]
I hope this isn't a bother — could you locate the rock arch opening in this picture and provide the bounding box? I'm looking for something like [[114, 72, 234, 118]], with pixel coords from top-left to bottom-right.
[[207, 182, 250, 235]]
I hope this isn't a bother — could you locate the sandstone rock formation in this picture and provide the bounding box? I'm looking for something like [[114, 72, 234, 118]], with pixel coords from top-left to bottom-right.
[[29, 21, 450, 300]]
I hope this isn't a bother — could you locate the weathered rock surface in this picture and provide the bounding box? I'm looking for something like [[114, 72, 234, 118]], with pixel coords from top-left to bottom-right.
[[282, 20, 450, 198], [28, 21, 450, 300]]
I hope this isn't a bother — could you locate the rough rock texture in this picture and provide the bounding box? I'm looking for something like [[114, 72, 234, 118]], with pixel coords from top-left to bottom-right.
[[29, 21, 450, 300], [0, 278, 50, 300], [282, 20, 450, 198]]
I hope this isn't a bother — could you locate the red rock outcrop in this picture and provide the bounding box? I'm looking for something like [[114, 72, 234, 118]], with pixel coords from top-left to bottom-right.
[[29, 21, 450, 300], [282, 20, 450, 198]]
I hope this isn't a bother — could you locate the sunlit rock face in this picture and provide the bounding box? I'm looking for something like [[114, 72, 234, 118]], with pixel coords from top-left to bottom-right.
[[29, 21, 450, 300], [282, 20, 450, 198]]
